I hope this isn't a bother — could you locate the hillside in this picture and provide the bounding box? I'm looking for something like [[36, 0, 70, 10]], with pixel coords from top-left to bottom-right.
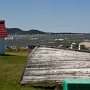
[[7, 28, 46, 35], [6, 28, 90, 35]]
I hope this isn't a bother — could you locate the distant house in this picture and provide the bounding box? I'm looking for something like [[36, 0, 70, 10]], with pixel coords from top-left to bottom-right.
[[0, 20, 8, 55], [79, 42, 90, 49]]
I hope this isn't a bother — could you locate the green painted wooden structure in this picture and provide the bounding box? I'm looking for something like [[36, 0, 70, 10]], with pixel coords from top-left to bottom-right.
[[63, 79, 90, 90]]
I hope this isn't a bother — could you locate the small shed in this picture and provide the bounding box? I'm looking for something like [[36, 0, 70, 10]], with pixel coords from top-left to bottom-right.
[[63, 79, 90, 90], [0, 20, 8, 55]]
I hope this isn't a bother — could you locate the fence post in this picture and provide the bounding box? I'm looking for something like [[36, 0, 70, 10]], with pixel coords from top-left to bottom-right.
[[55, 83, 62, 90]]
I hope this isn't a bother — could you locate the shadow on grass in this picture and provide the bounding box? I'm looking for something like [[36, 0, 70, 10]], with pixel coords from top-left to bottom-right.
[[32, 86, 55, 90], [0, 54, 16, 56], [21, 84, 56, 90]]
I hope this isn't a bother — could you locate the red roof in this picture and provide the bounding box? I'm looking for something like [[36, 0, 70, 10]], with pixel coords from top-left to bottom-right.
[[0, 20, 8, 37]]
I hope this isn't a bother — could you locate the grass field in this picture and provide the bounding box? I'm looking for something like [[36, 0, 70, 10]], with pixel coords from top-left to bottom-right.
[[0, 51, 56, 90]]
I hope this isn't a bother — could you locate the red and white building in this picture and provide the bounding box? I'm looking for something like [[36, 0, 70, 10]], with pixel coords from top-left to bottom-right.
[[0, 20, 8, 54]]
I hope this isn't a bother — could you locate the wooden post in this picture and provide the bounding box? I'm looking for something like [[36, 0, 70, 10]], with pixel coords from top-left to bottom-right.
[[55, 83, 62, 90]]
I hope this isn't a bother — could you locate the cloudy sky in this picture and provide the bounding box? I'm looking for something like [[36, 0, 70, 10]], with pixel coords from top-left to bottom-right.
[[0, 0, 90, 33]]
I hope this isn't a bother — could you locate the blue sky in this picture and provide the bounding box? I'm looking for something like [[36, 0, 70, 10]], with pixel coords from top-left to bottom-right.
[[0, 0, 90, 33]]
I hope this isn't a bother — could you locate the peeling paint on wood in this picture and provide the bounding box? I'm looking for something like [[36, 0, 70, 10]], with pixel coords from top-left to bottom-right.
[[20, 47, 90, 84]]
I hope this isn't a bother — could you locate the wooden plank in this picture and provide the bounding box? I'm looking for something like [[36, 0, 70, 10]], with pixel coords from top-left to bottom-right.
[[20, 47, 90, 84]]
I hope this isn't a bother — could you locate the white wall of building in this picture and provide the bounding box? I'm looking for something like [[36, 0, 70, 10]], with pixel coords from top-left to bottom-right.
[[0, 37, 5, 54]]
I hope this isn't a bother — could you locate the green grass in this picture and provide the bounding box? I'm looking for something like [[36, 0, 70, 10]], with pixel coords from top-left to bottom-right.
[[6, 50, 28, 56], [0, 52, 56, 90]]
